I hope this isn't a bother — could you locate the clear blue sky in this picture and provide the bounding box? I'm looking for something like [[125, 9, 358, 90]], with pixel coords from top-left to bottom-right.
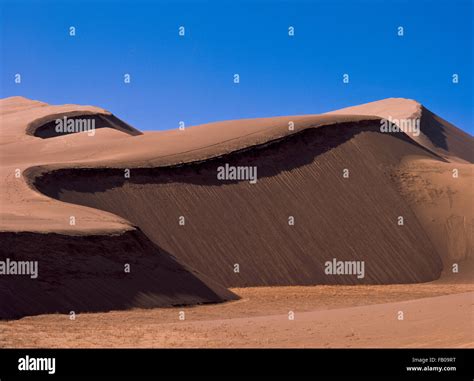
[[1, 0, 472, 133]]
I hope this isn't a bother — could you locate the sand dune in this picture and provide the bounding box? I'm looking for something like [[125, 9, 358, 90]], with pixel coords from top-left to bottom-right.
[[0, 230, 237, 319], [1, 96, 472, 319], [327, 97, 473, 163], [34, 121, 443, 287]]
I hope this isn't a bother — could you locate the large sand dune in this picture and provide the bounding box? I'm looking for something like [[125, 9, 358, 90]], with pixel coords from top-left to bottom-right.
[[34, 121, 443, 287], [1, 96, 472, 319]]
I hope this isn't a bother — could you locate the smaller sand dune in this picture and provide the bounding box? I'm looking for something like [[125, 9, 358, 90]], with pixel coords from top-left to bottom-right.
[[0, 229, 237, 319], [0, 97, 238, 319]]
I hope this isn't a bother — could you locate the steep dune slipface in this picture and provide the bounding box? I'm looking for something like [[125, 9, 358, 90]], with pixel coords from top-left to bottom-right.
[[417, 107, 473, 163], [34, 121, 443, 287]]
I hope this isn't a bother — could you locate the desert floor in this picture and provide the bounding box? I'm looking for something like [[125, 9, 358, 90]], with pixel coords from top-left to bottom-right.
[[1, 282, 472, 348]]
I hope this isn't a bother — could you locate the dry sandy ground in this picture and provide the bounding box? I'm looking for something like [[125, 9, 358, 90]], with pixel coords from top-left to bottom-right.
[[1, 283, 472, 348]]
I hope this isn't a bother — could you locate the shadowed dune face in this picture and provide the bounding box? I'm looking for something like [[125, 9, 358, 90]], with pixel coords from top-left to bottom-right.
[[34, 121, 443, 287], [326, 98, 474, 163], [0, 230, 238, 319], [419, 106, 473, 163], [29, 113, 142, 138]]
